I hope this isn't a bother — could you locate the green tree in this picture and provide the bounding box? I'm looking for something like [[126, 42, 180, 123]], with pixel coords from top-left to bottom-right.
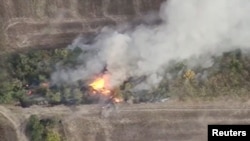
[[45, 130, 61, 141], [72, 89, 83, 104], [27, 115, 45, 141], [46, 90, 61, 104]]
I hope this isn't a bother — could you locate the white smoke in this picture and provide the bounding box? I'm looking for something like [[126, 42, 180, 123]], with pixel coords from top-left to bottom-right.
[[52, 0, 250, 89]]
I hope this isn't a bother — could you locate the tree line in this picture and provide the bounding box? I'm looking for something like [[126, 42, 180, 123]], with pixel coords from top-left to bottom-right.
[[0, 47, 249, 107]]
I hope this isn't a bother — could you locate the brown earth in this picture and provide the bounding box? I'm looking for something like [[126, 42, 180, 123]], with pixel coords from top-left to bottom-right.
[[0, 0, 165, 50], [0, 114, 17, 141], [1, 1, 250, 141], [1, 99, 250, 141]]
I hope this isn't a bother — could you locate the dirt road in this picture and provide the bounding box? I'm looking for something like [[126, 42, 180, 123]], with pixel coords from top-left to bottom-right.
[[1, 100, 250, 141]]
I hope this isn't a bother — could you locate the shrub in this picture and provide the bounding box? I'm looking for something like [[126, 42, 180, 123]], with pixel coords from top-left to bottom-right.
[[45, 130, 61, 141], [26, 115, 62, 141], [27, 115, 45, 141]]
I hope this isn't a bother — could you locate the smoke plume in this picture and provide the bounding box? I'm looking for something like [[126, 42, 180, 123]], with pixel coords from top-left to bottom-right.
[[52, 0, 250, 89]]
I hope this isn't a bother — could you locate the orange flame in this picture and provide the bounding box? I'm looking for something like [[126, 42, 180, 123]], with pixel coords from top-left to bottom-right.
[[113, 97, 123, 103], [89, 74, 123, 103], [89, 74, 111, 96]]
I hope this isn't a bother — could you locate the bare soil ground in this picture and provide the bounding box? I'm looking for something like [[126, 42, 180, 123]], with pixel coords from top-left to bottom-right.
[[1, 0, 165, 49], [1, 98, 250, 141], [0, 115, 17, 141]]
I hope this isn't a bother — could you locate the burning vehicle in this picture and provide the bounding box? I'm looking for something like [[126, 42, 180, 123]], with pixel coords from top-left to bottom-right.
[[87, 72, 124, 105]]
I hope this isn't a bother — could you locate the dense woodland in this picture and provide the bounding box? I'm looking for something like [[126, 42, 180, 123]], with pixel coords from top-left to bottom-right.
[[0, 47, 250, 107]]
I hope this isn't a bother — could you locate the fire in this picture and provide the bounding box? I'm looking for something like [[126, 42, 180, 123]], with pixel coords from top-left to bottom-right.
[[89, 74, 123, 103], [113, 97, 123, 103], [89, 74, 111, 96]]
